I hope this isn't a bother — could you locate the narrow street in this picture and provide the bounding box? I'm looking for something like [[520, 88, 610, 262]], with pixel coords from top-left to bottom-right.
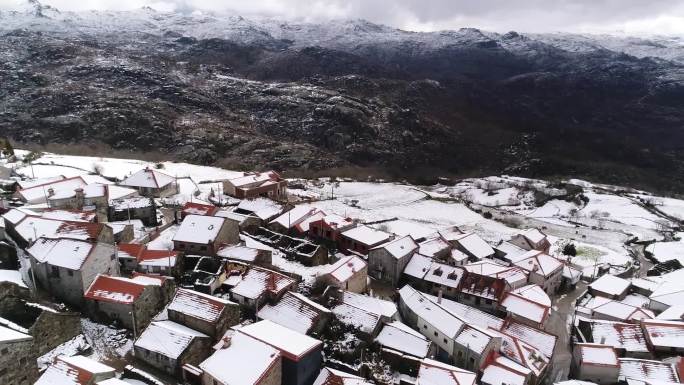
[[545, 281, 587, 384]]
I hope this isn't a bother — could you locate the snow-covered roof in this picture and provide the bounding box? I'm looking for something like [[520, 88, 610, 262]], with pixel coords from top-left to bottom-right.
[[563, 264, 583, 284], [501, 293, 550, 324], [0, 269, 27, 288], [464, 260, 528, 286], [342, 225, 392, 248], [236, 320, 322, 360], [311, 214, 354, 231], [236, 198, 282, 220], [655, 305, 684, 321], [370, 234, 416, 258], [418, 237, 450, 258], [586, 297, 654, 322], [520, 228, 547, 245], [257, 291, 330, 335], [641, 319, 684, 349], [501, 320, 557, 358], [172, 214, 226, 244], [512, 284, 551, 307], [35, 355, 115, 385], [39, 209, 97, 223], [167, 288, 233, 323], [576, 343, 619, 366], [230, 267, 296, 300], [425, 292, 504, 330], [618, 358, 679, 383], [340, 291, 397, 319], [121, 168, 175, 189], [326, 255, 367, 283], [110, 196, 153, 210], [18, 176, 86, 203], [481, 362, 527, 385], [84, 275, 151, 304], [416, 358, 477, 385], [586, 320, 649, 353], [404, 254, 465, 289], [134, 320, 208, 359], [455, 325, 495, 354], [496, 241, 529, 260], [14, 215, 105, 243], [27, 237, 96, 270], [398, 285, 465, 339], [2, 207, 30, 224], [270, 205, 321, 230], [590, 274, 631, 296], [200, 331, 280, 385], [332, 302, 381, 334], [513, 251, 563, 277], [227, 171, 281, 188], [217, 244, 260, 263], [488, 328, 549, 376], [451, 232, 495, 259], [649, 281, 684, 308], [375, 321, 432, 358], [17, 176, 65, 190], [0, 324, 31, 343], [313, 367, 374, 385]]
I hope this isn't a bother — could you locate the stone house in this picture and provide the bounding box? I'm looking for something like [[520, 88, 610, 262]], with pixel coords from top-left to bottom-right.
[[222, 171, 287, 200], [318, 254, 368, 293], [403, 254, 466, 300], [172, 215, 239, 256], [217, 244, 272, 267], [181, 202, 219, 219], [167, 288, 240, 339], [35, 355, 116, 385], [0, 325, 37, 385], [308, 214, 355, 245], [134, 320, 212, 376], [215, 210, 262, 233], [199, 330, 282, 385], [257, 291, 332, 336], [27, 237, 119, 306], [15, 176, 86, 204], [47, 183, 136, 222], [84, 274, 164, 333], [109, 196, 158, 226], [340, 225, 392, 255], [230, 266, 298, 310], [268, 206, 324, 235], [509, 228, 552, 254], [571, 343, 620, 384], [236, 320, 323, 385], [121, 167, 178, 198], [117, 243, 181, 276], [458, 272, 507, 312], [0, 297, 81, 357], [9, 214, 114, 248], [513, 250, 564, 295], [368, 235, 418, 286]]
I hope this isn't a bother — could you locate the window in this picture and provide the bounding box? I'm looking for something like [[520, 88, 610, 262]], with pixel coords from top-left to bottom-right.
[[433, 331, 438, 337], [443, 338, 448, 344], [485, 299, 492, 305], [200, 245, 207, 251], [457, 351, 463, 357], [50, 266, 60, 278], [67, 270, 73, 277], [179, 244, 185, 250], [423, 324, 427, 329]]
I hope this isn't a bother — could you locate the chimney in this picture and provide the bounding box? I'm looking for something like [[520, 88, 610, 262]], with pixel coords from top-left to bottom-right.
[[47, 187, 55, 197], [437, 289, 443, 304], [221, 335, 232, 349], [74, 187, 85, 209], [600, 336, 606, 344]]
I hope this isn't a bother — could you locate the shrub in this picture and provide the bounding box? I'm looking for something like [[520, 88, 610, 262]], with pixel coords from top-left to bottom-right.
[[563, 243, 577, 256], [483, 211, 493, 219]]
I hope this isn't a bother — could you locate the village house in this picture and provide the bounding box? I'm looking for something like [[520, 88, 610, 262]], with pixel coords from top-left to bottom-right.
[[403, 254, 466, 300], [232, 197, 283, 224], [571, 343, 621, 384], [105, 221, 136, 243], [512, 250, 564, 294], [214, 209, 262, 233], [375, 321, 435, 374], [368, 235, 418, 286], [589, 274, 631, 300], [47, 183, 138, 222], [318, 254, 368, 293], [217, 243, 272, 266], [167, 288, 240, 339], [117, 243, 180, 275], [448, 232, 496, 261], [222, 170, 287, 199], [485, 328, 551, 385], [121, 167, 178, 198], [181, 201, 218, 219], [501, 284, 552, 328], [480, 356, 532, 385], [8, 214, 114, 248], [459, 272, 507, 312], [84, 274, 164, 332], [579, 296, 655, 323], [229, 266, 298, 309], [508, 228, 552, 254], [173, 214, 239, 256], [463, 260, 529, 291], [398, 285, 502, 370], [618, 358, 681, 383], [36, 355, 116, 385], [27, 237, 119, 306], [109, 196, 158, 226], [198, 330, 282, 385], [576, 319, 651, 358], [418, 235, 452, 260], [257, 291, 332, 335], [0, 296, 81, 357], [308, 213, 355, 245], [269, 205, 324, 235], [340, 225, 393, 255], [135, 319, 213, 376], [236, 320, 323, 385], [0, 325, 37, 385], [649, 280, 684, 313], [15, 175, 86, 204], [326, 289, 398, 339]]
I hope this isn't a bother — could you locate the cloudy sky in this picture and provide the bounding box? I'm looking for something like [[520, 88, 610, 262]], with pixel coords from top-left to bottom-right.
[[2, 0, 684, 35]]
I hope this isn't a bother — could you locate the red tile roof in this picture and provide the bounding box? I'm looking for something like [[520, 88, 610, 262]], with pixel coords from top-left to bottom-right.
[[182, 202, 218, 217], [84, 275, 148, 304], [118, 243, 177, 263]]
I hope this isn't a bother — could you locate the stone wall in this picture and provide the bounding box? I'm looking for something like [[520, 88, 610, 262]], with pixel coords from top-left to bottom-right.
[[0, 337, 38, 385]]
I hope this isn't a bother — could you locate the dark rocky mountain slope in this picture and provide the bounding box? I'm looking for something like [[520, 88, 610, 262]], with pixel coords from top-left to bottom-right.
[[1, 3, 683, 190]]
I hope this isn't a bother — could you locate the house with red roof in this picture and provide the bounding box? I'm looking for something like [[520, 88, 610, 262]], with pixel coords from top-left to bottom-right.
[[222, 170, 287, 200], [117, 243, 180, 276], [368, 235, 417, 285], [35, 355, 116, 385], [501, 284, 552, 328], [229, 266, 298, 309], [509, 228, 552, 254], [84, 274, 164, 332], [121, 167, 178, 198], [15, 176, 87, 204], [167, 288, 240, 339], [458, 272, 507, 312], [172, 214, 239, 256], [309, 213, 356, 244], [571, 343, 620, 384], [319, 254, 368, 293], [180, 202, 218, 219], [512, 250, 563, 295]]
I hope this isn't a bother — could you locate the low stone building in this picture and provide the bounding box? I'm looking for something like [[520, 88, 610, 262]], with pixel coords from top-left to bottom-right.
[[217, 244, 272, 267], [222, 171, 287, 200], [109, 196, 158, 226], [230, 266, 298, 310], [27, 237, 119, 306], [318, 255, 368, 293], [571, 343, 620, 384], [173, 215, 239, 256], [368, 235, 418, 286], [167, 288, 240, 339], [84, 274, 165, 332], [0, 325, 37, 385], [35, 355, 116, 385], [121, 167, 178, 198]]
